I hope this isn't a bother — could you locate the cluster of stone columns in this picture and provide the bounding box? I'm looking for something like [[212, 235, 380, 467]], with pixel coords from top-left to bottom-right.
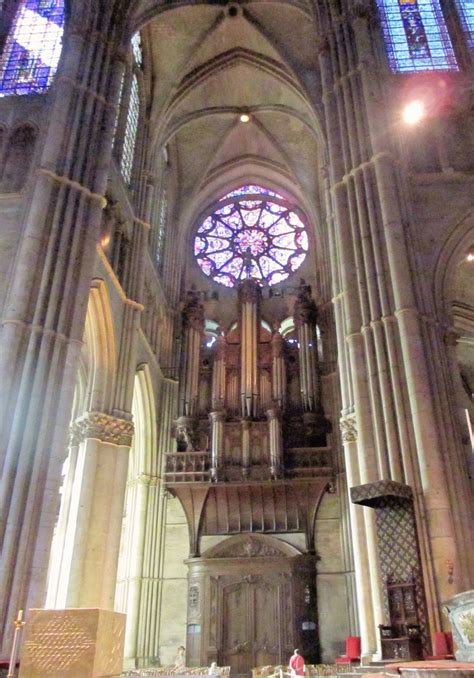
[[0, 6, 129, 653], [316, 0, 471, 655]]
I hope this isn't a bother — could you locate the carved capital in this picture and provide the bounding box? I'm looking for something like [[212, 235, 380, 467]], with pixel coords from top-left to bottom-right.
[[70, 412, 134, 446], [209, 410, 226, 424], [294, 278, 318, 327], [238, 278, 261, 304], [339, 414, 357, 443], [182, 287, 205, 332]]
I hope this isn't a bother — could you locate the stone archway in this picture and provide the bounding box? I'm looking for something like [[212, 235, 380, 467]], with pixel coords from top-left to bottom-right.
[[186, 535, 318, 675]]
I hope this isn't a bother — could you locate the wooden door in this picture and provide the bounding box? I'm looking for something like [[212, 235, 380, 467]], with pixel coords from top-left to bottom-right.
[[221, 577, 281, 674]]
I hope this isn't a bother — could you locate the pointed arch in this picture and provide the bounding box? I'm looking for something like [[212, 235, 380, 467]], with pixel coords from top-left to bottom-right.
[[82, 279, 117, 413], [130, 363, 158, 477]]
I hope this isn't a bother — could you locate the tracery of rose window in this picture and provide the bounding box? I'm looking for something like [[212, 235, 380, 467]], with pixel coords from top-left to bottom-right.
[[194, 185, 309, 288]]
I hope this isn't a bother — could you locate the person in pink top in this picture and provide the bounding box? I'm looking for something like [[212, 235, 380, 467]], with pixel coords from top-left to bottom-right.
[[288, 649, 305, 676]]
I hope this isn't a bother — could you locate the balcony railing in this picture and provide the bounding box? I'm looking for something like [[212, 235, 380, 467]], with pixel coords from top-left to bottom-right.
[[165, 451, 212, 482], [164, 447, 332, 483]]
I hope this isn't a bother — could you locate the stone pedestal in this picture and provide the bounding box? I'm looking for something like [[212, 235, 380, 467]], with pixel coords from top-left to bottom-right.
[[19, 608, 125, 677], [443, 590, 474, 662]]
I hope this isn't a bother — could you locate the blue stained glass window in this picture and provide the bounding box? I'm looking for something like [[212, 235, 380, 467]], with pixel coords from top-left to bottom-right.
[[120, 74, 139, 184], [195, 185, 309, 288], [0, 0, 64, 97], [455, 0, 474, 50], [377, 0, 458, 71]]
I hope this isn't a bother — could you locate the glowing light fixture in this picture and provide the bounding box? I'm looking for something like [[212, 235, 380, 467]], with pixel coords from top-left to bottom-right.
[[402, 99, 425, 125], [239, 113, 251, 123]]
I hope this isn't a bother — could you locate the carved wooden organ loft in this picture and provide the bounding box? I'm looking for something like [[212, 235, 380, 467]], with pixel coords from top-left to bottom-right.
[[164, 277, 333, 558]]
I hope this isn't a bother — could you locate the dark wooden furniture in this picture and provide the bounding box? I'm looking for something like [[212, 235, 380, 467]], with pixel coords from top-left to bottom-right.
[[379, 578, 423, 660]]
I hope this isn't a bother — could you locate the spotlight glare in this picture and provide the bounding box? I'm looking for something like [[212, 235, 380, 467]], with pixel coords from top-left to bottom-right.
[[467, 252, 474, 262], [402, 100, 425, 125], [239, 113, 250, 123]]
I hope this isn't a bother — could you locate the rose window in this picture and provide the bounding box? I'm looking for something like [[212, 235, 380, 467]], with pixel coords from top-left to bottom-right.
[[194, 185, 309, 288]]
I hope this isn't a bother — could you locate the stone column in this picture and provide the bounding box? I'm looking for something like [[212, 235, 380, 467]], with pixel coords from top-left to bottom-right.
[[238, 279, 260, 419], [0, 12, 126, 653], [267, 408, 283, 479], [63, 412, 134, 609], [271, 329, 286, 410], [209, 410, 225, 481], [340, 414, 377, 656]]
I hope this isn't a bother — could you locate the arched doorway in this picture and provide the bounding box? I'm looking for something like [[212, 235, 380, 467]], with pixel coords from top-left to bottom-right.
[[186, 535, 318, 674]]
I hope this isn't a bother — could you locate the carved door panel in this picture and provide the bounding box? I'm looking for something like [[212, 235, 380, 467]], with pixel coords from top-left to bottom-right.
[[222, 581, 252, 674], [221, 578, 281, 674], [253, 580, 280, 668]]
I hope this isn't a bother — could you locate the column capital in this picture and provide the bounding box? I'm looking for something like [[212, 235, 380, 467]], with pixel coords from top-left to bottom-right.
[[70, 411, 134, 446], [266, 407, 281, 421], [238, 278, 261, 304], [339, 413, 357, 443], [182, 287, 205, 332], [294, 278, 318, 327], [209, 410, 226, 423]]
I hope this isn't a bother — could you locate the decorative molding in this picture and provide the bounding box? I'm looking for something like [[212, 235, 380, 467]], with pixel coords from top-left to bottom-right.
[[237, 278, 261, 304], [205, 535, 300, 559], [70, 411, 134, 446], [339, 414, 357, 443]]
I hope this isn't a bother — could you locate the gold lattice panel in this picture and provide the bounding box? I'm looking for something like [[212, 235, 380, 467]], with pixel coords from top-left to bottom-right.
[[19, 608, 125, 677]]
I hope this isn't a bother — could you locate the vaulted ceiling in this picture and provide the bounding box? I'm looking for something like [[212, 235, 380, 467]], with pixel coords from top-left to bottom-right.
[[134, 1, 328, 295]]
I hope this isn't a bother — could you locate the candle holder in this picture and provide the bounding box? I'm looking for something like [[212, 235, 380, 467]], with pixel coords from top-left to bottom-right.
[[7, 609, 25, 678]]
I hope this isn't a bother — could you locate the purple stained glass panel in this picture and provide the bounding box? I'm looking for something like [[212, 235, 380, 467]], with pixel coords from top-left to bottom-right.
[[219, 185, 285, 201], [377, 0, 458, 72], [195, 184, 309, 288], [0, 0, 65, 97]]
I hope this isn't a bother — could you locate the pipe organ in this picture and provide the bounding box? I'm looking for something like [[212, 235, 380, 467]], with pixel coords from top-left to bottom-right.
[[173, 278, 330, 478]]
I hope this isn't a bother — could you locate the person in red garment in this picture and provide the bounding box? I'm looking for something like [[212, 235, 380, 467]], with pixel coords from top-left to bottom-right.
[[288, 649, 305, 676]]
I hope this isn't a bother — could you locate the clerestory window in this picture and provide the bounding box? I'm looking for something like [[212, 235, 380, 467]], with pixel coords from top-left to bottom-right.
[[0, 0, 65, 97], [376, 0, 459, 71]]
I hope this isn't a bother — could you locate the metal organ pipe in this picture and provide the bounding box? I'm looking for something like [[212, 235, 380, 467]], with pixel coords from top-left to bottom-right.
[[294, 281, 321, 413], [211, 334, 226, 411], [238, 280, 260, 419], [271, 330, 286, 410], [179, 290, 204, 418]]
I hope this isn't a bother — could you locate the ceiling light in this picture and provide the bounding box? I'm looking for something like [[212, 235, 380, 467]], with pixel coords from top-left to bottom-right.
[[402, 100, 425, 125], [467, 249, 474, 262], [239, 113, 250, 123]]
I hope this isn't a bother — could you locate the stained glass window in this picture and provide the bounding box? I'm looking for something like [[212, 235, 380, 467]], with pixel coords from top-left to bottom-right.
[[120, 74, 139, 184], [0, 0, 64, 97], [377, 0, 458, 71], [155, 187, 167, 266], [131, 32, 143, 66], [194, 185, 309, 288], [455, 0, 474, 49]]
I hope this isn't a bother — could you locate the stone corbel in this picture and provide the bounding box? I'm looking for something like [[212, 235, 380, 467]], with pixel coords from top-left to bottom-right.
[[339, 413, 357, 443]]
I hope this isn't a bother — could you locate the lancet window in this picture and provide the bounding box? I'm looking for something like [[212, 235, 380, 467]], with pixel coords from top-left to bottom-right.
[[0, 0, 65, 97], [120, 74, 140, 184], [194, 185, 309, 288], [376, 0, 458, 71], [115, 32, 143, 185]]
